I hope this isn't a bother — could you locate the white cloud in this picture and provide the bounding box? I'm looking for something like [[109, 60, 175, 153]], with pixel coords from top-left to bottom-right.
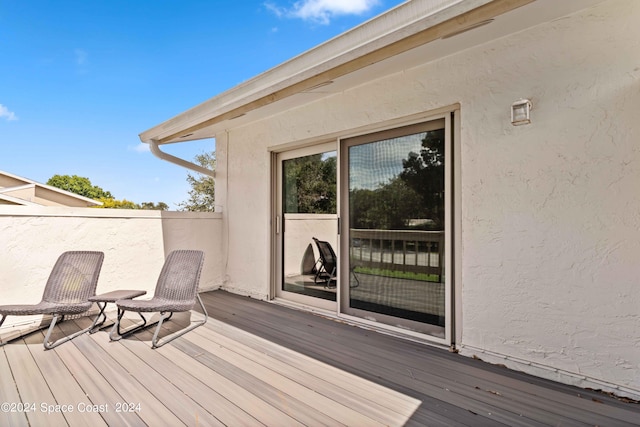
[[0, 104, 18, 121], [264, 2, 285, 18], [267, 0, 380, 25]]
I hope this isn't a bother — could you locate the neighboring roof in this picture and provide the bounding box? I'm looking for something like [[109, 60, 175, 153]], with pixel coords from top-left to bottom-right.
[[0, 170, 101, 207], [140, 0, 605, 145], [0, 192, 40, 206]]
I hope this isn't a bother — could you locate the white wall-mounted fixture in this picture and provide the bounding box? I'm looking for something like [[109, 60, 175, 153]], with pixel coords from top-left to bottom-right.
[[511, 99, 532, 126]]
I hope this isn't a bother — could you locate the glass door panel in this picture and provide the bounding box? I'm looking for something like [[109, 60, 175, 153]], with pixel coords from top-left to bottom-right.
[[342, 118, 449, 338], [276, 144, 338, 308]]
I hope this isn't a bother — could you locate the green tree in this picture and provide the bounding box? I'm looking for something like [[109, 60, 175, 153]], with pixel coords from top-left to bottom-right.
[[47, 174, 113, 200], [139, 202, 169, 211], [399, 128, 445, 230], [284, 154, 336, 214], [350, 177, 423, 230], [349, 129, 445, 231], [179, 152, 216, 212], [94, 197, 138, 209], [48, 174, 168, 210]]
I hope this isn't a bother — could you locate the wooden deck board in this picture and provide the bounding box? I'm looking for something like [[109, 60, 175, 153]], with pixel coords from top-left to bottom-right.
[[201, 316, 544, 427], [246, 318, 587, 427], [72, 318, 222, 427], [0, 347, 29, 426], [171, 337, 346, 426], [82, 317, 270, 427], [3, 337, 68, 426], [194, 316, 423, 426], [177, 333, 385, 427], [56, 320, 185, 426], [289, 319, 636, 425], [135, 336, 285, 426], [1, 290, 639, 427], [200, 293, 521, 425], [24, 330, 108, 427], [200, 291, 640, 427], [189, 315, 417, 426], [50, 329, 147, 427]]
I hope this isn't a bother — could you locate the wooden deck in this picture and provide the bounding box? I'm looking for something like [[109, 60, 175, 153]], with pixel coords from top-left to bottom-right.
[[1, 290, 638, 426]]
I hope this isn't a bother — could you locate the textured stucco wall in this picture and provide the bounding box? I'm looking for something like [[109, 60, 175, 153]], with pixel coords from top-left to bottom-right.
[[217, 0, 640, 397], [0, 207, 223, 331], [283, 216, 337, 277], [220, 129, 272, 298], [453, 0, 640, 398]]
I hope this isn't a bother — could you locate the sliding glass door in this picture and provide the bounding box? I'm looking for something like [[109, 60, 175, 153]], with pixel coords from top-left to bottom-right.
[[340, 117, 451, 338], [273, 114, 454, 340], [275, 143, 338, 310]]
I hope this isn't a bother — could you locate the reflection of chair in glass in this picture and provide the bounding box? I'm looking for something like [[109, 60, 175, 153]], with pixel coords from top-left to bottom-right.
[[110, 250, 207, 349], [313, 237, 337, 287], [312, 238, 360, 288], [0, 251, 105, 349]]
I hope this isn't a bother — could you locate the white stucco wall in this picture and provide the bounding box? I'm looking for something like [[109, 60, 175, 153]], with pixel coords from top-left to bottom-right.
[[452, 0, 640, 398], [0, 206, 223, 332], [283, 215, 337, 276], [217, 0, 639, 397]]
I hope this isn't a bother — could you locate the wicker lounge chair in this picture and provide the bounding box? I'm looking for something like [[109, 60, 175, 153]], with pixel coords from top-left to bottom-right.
[[110, 250, 207, 348], [0, 251, 105, 349]]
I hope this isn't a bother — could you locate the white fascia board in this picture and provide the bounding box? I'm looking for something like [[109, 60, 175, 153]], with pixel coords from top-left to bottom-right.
[[0, 193, 40, 206], [139, 0, 494, 144], [0, 183, 37, 194], [0, 170, 38, 186], [36, 184, 102, 205], [0, 171, 100, 206], [1, 183, 101, 206]]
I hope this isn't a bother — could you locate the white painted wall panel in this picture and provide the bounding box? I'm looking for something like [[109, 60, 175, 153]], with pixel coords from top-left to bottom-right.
[[283, 216, 337, 277], [218, 0, 639, 397]]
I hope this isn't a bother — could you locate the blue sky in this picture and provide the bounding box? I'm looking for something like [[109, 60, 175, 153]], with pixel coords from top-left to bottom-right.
[[0, 0, 404, 209]]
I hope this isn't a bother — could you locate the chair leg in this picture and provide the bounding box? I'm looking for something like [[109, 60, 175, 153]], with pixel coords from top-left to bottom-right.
[[109, 309, 149, 341], [109, 310, 124, 341], [324, 267, 337, 289], [313, 258, 323, 284], [43, 314, 94, 350], [350, 267, 360, 288], [0, 315, 6, 347], [151, 294, 209, 349], [1, 314, 92, 349], [89, 302, 108, 333]]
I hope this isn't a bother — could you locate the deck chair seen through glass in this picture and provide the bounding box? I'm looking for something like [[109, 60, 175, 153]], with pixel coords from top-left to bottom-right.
[[110, 250, 207, 348], [312, 237, 360, 288], [313, 237, 337, 287], [0, 251, 105, 349]]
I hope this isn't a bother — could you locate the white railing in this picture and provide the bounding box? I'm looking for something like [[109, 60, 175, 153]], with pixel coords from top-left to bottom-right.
[[349, 229, 444, 280]]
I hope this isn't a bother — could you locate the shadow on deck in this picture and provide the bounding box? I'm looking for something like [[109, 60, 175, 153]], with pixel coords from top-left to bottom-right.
[[1, 290, 638, 426]]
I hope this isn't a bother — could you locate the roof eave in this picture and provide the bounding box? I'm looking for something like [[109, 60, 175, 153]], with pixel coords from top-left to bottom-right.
[[139, 0, 528, 145]]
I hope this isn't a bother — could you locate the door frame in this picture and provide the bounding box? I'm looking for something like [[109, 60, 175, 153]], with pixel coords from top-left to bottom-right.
[[337, 111, 457, 345], [271, 142, 338, 311], [269, 107, 460, 346]]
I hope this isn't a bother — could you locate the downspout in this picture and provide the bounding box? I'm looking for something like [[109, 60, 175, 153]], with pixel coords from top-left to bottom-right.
[[148, 139, 215, 177]]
